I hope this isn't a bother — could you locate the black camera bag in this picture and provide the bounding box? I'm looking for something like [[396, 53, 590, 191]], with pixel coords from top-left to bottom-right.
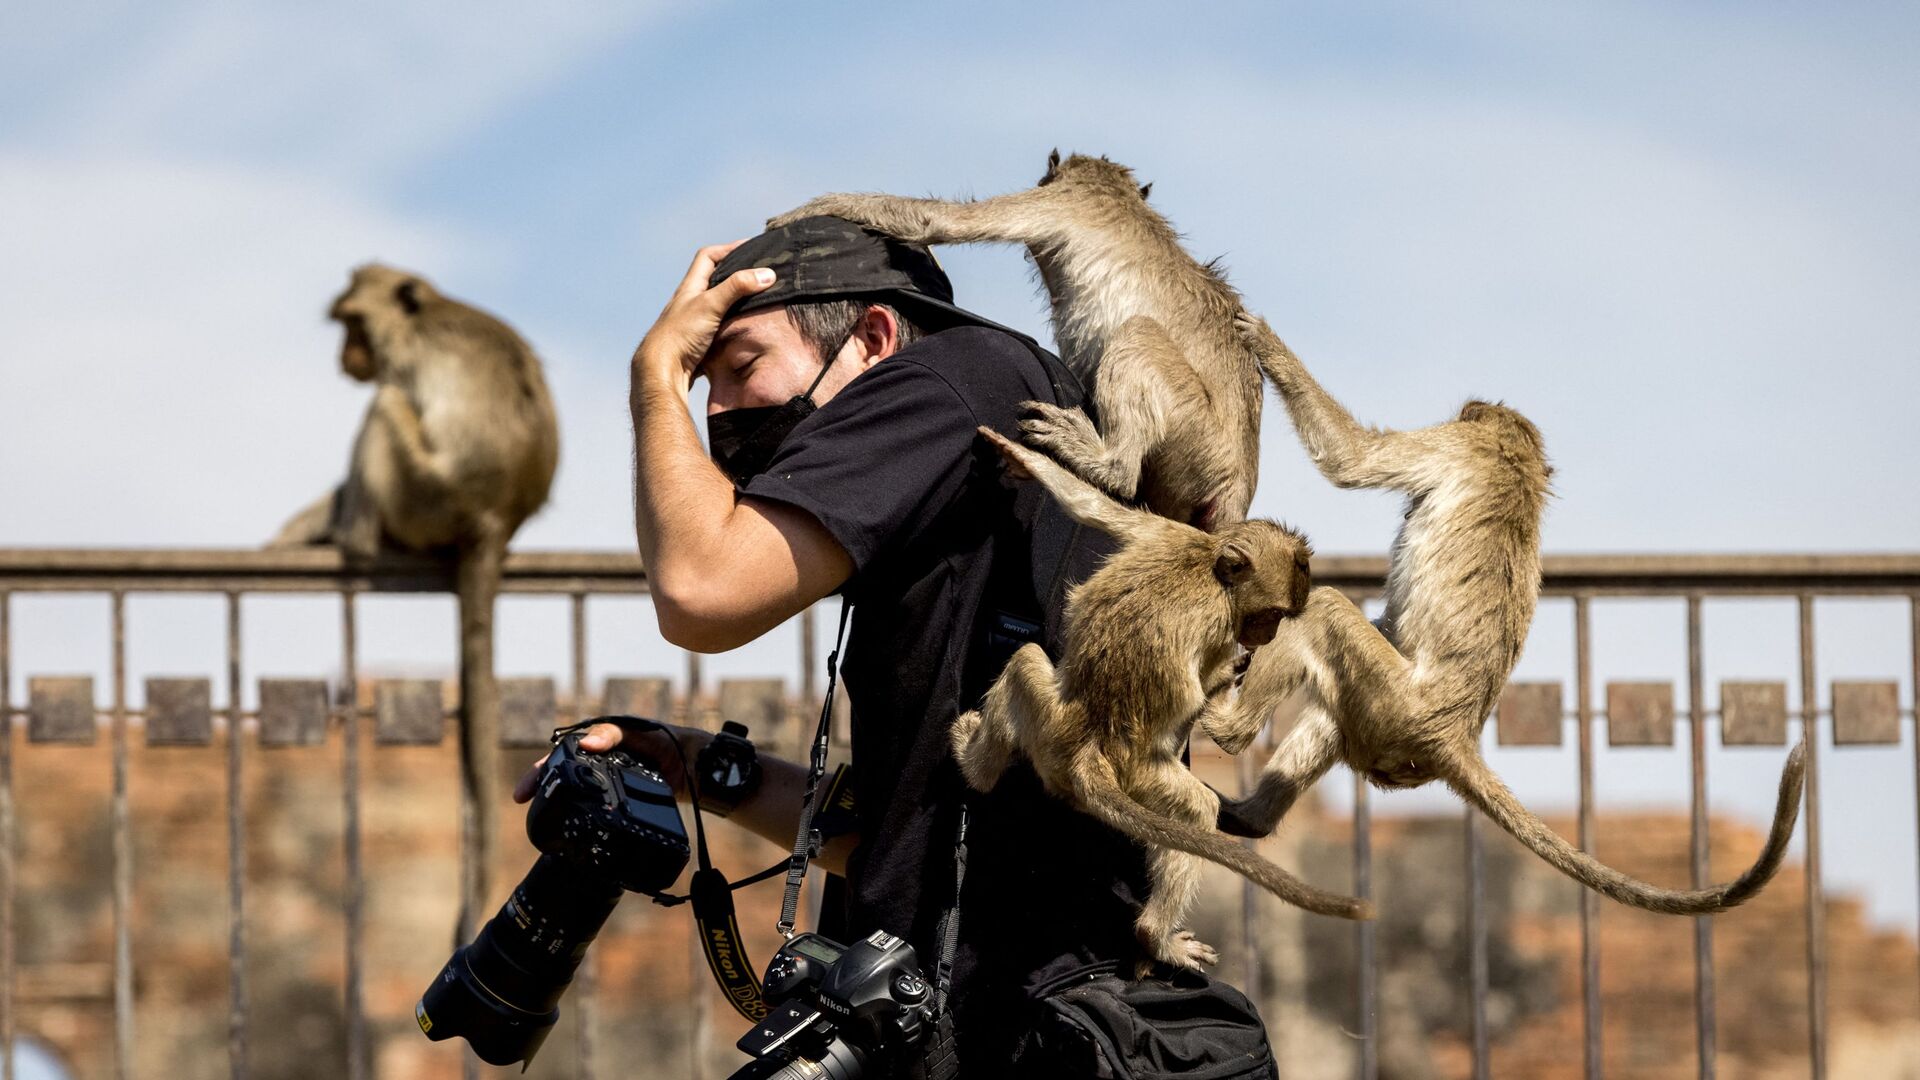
[[1016, 961, 1278, 1080]]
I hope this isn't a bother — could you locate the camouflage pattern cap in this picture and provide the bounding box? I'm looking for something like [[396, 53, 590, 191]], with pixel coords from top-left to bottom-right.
[[709, 215, 1016, 335]]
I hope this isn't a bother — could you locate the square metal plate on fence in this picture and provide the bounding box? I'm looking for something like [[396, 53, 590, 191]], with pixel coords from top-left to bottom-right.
[[1495, 682, 1563, 746], [499, 678, 557, 748], [602, 676, 672, 722], [1720, 681, 1788, 746], [259, 679, 330, 747], [145, 678, 213, 746], [718, 678, 787, 740], [1832, 681, 1900, 746], [1607, 682, 1675, 746], [376, 679, 446, 745], [28, 676, 96, 744]]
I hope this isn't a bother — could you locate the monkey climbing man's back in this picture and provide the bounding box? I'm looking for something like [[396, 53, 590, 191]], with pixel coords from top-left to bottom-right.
[[771, 151, 1265, 530]]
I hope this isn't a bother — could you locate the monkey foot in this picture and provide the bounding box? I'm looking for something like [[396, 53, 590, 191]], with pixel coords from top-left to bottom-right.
[[1016, 402, 1134, 500], [950, 709, 982, 755], [1165, 930, 1219, 972]]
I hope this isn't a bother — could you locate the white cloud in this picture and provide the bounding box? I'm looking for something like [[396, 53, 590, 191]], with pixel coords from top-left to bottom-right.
[[15, 2, 667, 178], [0, 152, 481, 544]]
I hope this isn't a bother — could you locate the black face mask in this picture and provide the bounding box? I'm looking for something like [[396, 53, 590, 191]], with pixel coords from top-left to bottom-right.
[[707, 344, 842, 486]]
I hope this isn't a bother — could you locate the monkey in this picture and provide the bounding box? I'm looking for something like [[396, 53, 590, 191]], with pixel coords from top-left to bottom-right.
[[1206, 312, 1806, 917], [951, 426, 1371, 977], [769, 150, 1263, 531], [270, 264, 559, 939]]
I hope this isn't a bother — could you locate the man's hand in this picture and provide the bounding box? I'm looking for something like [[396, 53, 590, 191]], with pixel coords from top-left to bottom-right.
[[632, 242, 776, 399], [511, 721, 713, 805]]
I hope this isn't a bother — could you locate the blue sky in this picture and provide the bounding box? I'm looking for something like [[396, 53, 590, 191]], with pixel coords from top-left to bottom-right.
[[3, 4, 1918, 923]]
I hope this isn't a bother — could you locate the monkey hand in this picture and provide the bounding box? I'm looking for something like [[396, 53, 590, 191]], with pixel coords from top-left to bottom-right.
[[633, 242, 777, 397], [1233, 309, 1299, 384], [510, 720, 710, 805]]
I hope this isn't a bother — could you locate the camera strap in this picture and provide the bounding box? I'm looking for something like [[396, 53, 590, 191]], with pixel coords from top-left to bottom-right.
[[778, 598, 853, 938]]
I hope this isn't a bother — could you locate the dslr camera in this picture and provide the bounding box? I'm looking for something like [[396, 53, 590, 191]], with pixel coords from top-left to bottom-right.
[[729, 930, 940, 1080], [416, 723, 689, 1066]]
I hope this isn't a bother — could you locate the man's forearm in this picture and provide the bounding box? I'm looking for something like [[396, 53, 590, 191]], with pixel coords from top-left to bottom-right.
[[723, 749, 857, 878], [629, 376, 738, 587]]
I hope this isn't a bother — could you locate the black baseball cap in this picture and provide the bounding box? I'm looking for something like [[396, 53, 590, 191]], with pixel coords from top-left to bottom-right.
[[708, 215, 1030, 339]]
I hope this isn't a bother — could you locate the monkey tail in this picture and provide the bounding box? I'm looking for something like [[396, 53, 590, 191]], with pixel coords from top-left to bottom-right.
[[1443, 739, 1805, 915], [1069, 745, 1372, 921], [453, 528, 508, 944]]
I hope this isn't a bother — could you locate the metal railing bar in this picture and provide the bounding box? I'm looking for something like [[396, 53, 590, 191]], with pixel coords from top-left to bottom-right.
[[1354, 772, 1377, 1080], [0, 549, 652, 595], [341, 590, 369, 1080], [1799, 596, 1827, 1079], [1466, 802, 1490, 1080], [0, 590, 12, 1080], [571, 593, 599, 1080], [1576, 595, 1602, 1079], [1912, 594, 1920, 1030], [686, 643, 709, 1080], [7, 549, 1920, 596], [1686, 596, 1715, 1080], [111, 592, 133, 1080], [1236, 749, 1260, 1013], [226, 592, 249, 1079]]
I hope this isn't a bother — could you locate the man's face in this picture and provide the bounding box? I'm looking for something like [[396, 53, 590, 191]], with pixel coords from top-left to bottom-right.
[[698, 305, 888, 416]]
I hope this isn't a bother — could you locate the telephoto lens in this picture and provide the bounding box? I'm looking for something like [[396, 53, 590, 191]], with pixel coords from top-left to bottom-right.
[[416, 725, 691, 1067], [416, 854, 621, 1065]]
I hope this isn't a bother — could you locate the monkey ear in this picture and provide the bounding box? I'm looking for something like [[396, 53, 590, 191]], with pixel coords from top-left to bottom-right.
[[1138, 182, 1153, 200], [1041, 148, 1062, 185], [395, 279, 427, 315], [1213, 542, 1253, 587]]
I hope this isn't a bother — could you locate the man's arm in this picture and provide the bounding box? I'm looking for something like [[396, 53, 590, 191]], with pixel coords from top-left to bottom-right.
[[630, 244, 854, 652], [512, 721, 858, 876]]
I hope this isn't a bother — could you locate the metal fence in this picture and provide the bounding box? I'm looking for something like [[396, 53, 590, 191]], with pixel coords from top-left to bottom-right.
[[1, 548, 1917, 1080]]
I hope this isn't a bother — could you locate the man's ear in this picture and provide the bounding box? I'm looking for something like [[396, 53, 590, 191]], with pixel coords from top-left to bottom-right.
[[849, 304, 902, 368]]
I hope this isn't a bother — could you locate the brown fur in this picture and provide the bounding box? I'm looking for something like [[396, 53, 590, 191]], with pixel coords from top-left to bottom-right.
[[953, 427, 1370, 977], [269, 264, 559, 938], [1212, 313, 1805, 916], [770, 151, 1260, 530]]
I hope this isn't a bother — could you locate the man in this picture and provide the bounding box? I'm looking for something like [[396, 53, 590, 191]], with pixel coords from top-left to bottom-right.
[[515, 218, 1152, 1073]]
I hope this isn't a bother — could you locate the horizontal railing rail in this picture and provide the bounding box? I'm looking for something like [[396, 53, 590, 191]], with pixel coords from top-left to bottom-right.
[[5, 548, 1920, 594]]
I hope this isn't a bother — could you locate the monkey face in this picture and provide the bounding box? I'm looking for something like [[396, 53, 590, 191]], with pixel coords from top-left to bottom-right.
[[1212, 521, 1313, 647], [329, 263, 438, 381]]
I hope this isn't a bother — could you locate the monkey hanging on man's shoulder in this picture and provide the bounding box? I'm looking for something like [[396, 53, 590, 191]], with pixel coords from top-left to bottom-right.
[[1210, 312, 1806, 917], [952, 427, 1370, 977], [269, 263, 559, 940], [770, 150, 1264, 531]]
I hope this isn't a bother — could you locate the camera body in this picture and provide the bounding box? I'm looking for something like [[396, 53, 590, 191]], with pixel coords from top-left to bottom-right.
[[732, 930, 936, 1079], [527, 731, 691, 893], [418, 722, 690, 1067]]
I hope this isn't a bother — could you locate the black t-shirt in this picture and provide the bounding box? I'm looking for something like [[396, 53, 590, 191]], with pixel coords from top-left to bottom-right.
[[741, 325, 1152, 1068]]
